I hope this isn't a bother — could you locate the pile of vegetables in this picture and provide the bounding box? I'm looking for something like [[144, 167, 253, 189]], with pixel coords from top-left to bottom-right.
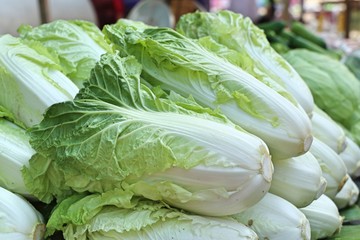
[[0, 10, 359, 240], [258, 20, 342, 59]]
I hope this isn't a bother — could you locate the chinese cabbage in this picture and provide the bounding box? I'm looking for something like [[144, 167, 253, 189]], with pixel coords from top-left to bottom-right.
[[23, 53, 273, 216]]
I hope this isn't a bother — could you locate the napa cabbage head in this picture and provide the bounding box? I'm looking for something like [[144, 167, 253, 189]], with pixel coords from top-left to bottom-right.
[[18, 20, 112, 87], [311, 105, 347, 154], [0, 35, 79, 128], [104, 19, 312, 160], [23, 53, 273, 216], [0, 186, 45, 240], [46, 189, 258, 240], [284, 49, 360, 125], [0, 118, 35, 196], [176, 10, 314, 117]]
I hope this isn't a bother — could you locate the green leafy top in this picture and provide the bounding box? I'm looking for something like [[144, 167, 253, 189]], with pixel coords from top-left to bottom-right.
[[19, 20, 113, 87], [176, 10, 314, 117]]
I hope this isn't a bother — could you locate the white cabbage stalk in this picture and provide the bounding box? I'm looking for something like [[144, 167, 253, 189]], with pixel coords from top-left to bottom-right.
[[300, 194, 343, 240], [270, 152, 327, 208], [333, 175, 359, 209], [119, 109, 274, 216], [176, 10, 315, 118], [339, 137, 360, 177], [0, 119, 35, 196], [311, 106, 347, 153], [231, 193, 311, 240], [0, 186, 45, 240], [104, 20, 313, 160], [141, 149, 273, 216], [309, 137, 348, 199], [0, 35, 79, 127]]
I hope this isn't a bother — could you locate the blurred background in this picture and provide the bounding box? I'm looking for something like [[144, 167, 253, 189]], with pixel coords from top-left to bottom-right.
[[0, 0, 359, 50]]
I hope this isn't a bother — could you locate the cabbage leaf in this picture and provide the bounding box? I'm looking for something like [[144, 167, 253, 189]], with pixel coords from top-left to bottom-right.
[[18, 20, 112, 87]]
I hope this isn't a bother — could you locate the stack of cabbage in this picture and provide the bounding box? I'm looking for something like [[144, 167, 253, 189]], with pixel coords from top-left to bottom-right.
[[0, 10, 357, 240], [284, 49, 360, 147]]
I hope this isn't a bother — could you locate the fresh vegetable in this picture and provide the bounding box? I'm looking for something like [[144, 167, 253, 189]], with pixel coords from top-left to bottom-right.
[[344, 106, 360, 146], [333, 176, 359, 209], [104, 19, 313, 160], [0, 118, 34, 196], [284, 49, 360, 126], [18, 20, 113, 88], [309, 137, 348, 199], [300, 194, 343, 240], [0, 34, 79, 128], [281, 30, 332, 57], [46, 190, 259, 240], [176, 10, 314, 118], [311, 106, 347, 154], [343, 48, 360, 80], [0, 186, 45, 240], [285, 49, 360, 145], [259, 20, 343, 59], [22, 53, 273, 216], [270, 152, 327, 208], [339, 137, 360, 177], [231, 193, 311, 240], [270, 41, 290, 54], [257, 20, 287, 34], [290, 21, 327, 49]]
